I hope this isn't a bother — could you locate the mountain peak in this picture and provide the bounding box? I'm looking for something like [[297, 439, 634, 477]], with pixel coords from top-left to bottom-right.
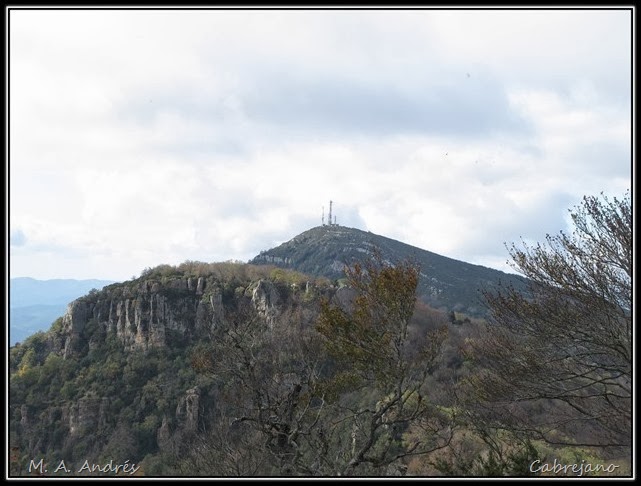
[[251, 225, 526, 316]]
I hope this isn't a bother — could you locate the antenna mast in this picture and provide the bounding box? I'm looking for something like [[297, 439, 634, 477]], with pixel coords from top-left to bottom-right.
[[322, 206, 325, 226], [328, 200, 333, 227]]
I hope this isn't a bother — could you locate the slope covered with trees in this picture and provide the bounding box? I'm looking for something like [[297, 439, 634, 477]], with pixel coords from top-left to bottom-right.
[[465, 191, 632, 453], [9, 261, 456, 476], [8, 191, 632, 477], [250, 224, 528, 317]]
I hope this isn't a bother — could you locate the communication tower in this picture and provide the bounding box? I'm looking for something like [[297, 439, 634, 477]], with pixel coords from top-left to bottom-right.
[[322, 200, 338, 226]]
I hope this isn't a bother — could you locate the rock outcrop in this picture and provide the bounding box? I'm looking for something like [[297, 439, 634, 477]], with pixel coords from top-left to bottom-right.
[[68, 394, 103, 437], [9, 264, 337, 472], [175, 387, 201, 433], [250, 279, 281, 328], [57, 276, 234, 356]]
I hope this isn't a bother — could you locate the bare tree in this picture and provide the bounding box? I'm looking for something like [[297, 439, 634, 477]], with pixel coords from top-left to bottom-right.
[[189, 292, 328, 476], [186, 255, 453, 476], [467, 191, 631, 450]]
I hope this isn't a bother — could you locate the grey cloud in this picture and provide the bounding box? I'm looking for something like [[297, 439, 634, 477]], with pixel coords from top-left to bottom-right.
[[213, 196, 272, 221], [117, 87, 230, 124], [161, 139, 246, 157], [117, 67, 532, 147], [457, 191, 577, 257], [569, 142, 631, 180], [243, 72, 532, 139], [114, 87, 252, 157], [332, 204, 367, 229]]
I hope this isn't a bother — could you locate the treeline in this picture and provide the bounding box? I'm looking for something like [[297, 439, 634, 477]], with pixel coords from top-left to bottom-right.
[[8, 191, 631, 477]]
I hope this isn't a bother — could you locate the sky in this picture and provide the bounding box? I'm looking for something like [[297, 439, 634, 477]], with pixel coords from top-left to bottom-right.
[[7, 7, 633, 282]]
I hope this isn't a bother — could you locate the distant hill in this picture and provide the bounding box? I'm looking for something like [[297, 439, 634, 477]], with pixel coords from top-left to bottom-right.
[[7, 231, 628, 477], [8, 263, 339, 475], [9, 277, 115, 345], [250, 225, 527, 316]]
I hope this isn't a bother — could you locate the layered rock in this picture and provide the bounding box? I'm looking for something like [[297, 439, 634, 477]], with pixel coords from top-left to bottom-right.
[[9, 266, 339, 471], [175, 387, 201, 433], [58, 276, 231, 356], [67, 395, 105, 437], [249, 279, 282, 328]]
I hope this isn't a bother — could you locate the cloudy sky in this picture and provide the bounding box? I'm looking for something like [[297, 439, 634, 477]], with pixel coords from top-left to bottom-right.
[[8, 7, 632, 281]]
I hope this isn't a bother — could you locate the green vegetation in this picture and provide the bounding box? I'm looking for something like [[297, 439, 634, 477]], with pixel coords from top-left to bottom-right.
[[249, 224, 528, 317], [8, 192, 631, 477]]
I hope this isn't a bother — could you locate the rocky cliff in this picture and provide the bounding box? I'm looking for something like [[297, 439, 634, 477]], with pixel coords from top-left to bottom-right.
[[58, 272, 292, 357], [9, 263, 332, 475]]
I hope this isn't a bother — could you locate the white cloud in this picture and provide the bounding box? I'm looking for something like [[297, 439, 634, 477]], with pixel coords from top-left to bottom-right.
[[8, 7, 632, 281]]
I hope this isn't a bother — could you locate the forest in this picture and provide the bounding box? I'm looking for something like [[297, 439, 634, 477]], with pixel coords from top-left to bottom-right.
[[8, 192, 631, 477]]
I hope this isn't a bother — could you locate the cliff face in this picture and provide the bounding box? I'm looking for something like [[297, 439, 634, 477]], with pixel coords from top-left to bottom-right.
[[9, 265, 330, 473], [58, 275, 288, 357], [67, 395, 110, 437]]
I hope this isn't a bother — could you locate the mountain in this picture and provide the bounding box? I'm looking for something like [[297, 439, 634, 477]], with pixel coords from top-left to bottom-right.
[[9, 278, 115, 345], [250, 224, 527, 316], [8, 263, 343, 476], [9, 250, 626, 476]]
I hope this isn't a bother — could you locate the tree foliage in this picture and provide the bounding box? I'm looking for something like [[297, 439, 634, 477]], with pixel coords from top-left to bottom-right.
[[467, 191, 632, 450], [186, 254, 451, 476], [316, 253, 450, 474]]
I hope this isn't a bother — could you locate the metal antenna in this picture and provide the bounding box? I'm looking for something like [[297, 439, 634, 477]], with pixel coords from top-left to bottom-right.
[[328, 200, 333, 227], [322, 206, 325, 226]]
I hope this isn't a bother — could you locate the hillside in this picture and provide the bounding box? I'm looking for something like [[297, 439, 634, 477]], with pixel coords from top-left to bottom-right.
[[9, 278, 115, 345], [9, 263, 338, 476], [251, 225, 527, 316], [8, 259, 628, 477]]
